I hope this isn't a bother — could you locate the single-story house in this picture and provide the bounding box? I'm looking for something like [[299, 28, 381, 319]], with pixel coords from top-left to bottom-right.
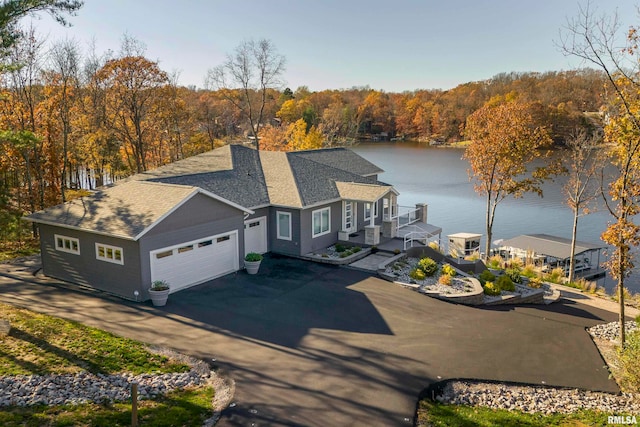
[[26, 145, 399, 301]]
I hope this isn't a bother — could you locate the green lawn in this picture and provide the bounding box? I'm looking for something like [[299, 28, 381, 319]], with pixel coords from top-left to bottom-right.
[[417, 399, 610, 427], [0, 303, 214, 426]]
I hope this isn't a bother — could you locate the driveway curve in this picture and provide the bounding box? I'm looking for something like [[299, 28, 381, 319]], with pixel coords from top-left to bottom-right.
[[0, 255, 622, 426]]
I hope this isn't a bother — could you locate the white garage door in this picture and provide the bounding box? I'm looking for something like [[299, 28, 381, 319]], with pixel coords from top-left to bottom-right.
[[244, 216, 267, 255], [150, 231, 238, 293]]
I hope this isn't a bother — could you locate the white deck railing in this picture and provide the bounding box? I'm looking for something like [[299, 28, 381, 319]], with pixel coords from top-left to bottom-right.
[[403, 223, 439, 250], [384, 205, 420, 229]]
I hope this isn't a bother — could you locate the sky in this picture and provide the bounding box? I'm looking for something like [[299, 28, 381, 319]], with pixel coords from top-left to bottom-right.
[[27, 0, 639, 92]]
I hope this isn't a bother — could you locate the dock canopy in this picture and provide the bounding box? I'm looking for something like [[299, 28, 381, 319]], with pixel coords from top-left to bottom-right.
[[499, 234, 604, 260]]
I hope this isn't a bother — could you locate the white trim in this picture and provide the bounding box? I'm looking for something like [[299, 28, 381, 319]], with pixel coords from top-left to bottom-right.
[[95, 243, 124, 265], [150, 230, 240, 292], [54, 234, 80, 255], [312, 207, 331, 238], [364, 203, 372, 222], [276, 211, 292, 241], [244, 215, 268, 254], [342, 201, 356, 233]]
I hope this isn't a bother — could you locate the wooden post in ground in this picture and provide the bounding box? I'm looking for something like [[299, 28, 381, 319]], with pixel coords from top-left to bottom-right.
[[131, 382, 138, 427]]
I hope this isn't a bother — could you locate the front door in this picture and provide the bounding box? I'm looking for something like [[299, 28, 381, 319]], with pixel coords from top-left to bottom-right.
[[343, 201, 356, 233]]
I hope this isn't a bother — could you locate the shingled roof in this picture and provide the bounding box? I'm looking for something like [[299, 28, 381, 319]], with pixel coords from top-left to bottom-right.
[[27, 145, 397, 233], [142, 144, 391, 209], [25, 181, 250, 240]]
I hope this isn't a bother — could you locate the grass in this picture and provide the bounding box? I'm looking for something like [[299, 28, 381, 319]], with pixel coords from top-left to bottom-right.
[[417, 399, 610, 427], [0, 303, 214, 425], [0, 304, 190, 376], [0, 387, 214, 427], [0, 239, 39, 262]]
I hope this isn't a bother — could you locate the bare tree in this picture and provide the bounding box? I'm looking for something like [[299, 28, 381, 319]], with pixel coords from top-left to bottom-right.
[[46, 37, 80, 201], [560, 1, 640, 346], [562, 130, 602, 284], [206, 39, 285, 148]]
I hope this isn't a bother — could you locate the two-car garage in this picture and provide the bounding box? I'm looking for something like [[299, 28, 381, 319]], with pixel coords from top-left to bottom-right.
[[150, 231, 239, 293]]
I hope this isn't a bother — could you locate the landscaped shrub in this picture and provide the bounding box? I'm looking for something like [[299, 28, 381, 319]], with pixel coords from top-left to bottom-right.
[[508, 258, 524, 269], [393, 249, 401, 255], [335, 244, 347, 253], [528, 276, 543, 288], [479, 269, 496, 285], [409, 268, 426, 281], [339, 250, 352, 258], [438, 274, 452, 285], [441, 264, 456, 277], [487, 255, 503, 270], [464, 252, 480, 261], [428, 241, 442, 253], [417, 257, 439, 277], [496, 274, 515, 292], [521, 264, 537, 278], [352, 246, 362, 253], [504, 267, 522, 284], [544, 267, 565, 284], [618, 328, 640, 392], [483, 281, 500, 296]]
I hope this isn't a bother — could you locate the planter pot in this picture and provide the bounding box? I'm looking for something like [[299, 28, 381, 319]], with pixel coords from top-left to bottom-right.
[[149, 288, 170, 306], [245, 260, 261, 275]]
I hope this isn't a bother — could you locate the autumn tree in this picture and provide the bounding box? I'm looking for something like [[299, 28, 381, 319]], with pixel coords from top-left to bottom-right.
[[561, 2, 640, 346], [562, 130, 602, 283], [463, 101, 554, 258], [96, 37, 168, 173], [206, 38, 285, 148]]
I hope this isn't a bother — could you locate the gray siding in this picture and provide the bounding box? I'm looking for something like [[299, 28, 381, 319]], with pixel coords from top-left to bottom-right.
[[39, 224, 143, 300], [269, 207, 302, 256], [299, 200, 343, 255], [139, 194, 245, 291]]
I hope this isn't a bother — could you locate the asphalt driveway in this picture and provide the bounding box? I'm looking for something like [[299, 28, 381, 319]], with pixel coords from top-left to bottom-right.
[[0, 255, 623, 426]]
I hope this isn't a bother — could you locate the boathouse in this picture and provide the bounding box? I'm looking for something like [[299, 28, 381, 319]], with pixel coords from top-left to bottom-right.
[[497, 234, 605, 279]]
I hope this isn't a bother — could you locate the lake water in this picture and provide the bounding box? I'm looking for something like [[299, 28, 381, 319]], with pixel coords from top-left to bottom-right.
[[351, 141, 640, 294]]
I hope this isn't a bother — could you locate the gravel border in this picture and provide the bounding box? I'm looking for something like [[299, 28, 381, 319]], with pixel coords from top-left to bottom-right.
[[431, 321, 640, 415]]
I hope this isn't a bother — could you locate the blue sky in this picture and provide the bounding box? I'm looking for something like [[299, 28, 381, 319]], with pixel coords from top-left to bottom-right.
[[28, 0, 638, 92]]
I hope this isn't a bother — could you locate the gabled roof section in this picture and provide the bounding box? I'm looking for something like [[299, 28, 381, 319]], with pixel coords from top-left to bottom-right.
[[286, 154, 382, 207], [293, 148, 384, 177], [130, 144, 234, 180], [145, 145, 270, 208], [259, 150, 303, 208], [335, 182, 397, 203], [25, 180, 251, 240]]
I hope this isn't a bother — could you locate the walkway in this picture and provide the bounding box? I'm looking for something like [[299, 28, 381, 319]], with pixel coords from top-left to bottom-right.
[[0, 256, 627, 426]]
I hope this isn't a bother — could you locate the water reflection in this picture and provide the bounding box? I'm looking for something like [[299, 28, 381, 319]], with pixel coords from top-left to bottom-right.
[[352, 141, 638, 293]]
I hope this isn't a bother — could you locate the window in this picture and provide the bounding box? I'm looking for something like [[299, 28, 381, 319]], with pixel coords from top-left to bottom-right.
[[198, 240, 212, 248], [96, 243, 123, 264], [277, 211, 292, 240], [155, 250, 173, 259], [217, 235, 230, 243], [364, 201, 379, 222], [312, 207, 330, 238], [177, 245, 193, 253], [55, 234, 80, 255], [364, 203, 372, 221]]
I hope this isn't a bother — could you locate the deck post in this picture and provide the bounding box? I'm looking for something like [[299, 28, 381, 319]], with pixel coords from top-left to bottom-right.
[[382, 218, 397, 238], [416, 203, 428, 223], [365, 225, 380, 245]]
